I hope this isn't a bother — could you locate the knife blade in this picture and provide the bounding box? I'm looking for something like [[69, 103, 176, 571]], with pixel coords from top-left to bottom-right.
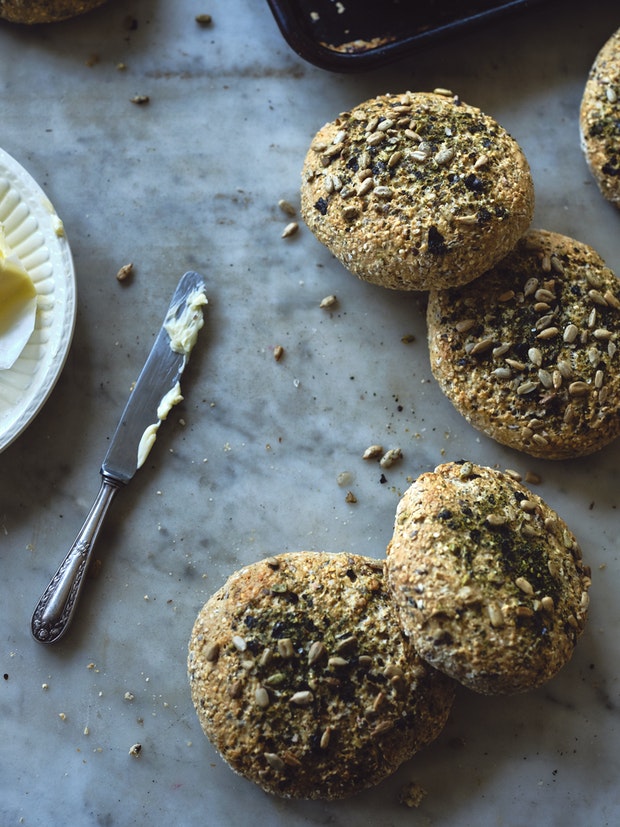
[[31, 271, 207, 644]]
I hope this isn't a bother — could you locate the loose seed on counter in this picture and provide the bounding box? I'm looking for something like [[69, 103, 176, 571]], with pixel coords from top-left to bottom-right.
[[278, 199, 296, 216], [379, 448, 402, 468], [281, 221, 299, 238], [319, 294, 338, 309], [362, 444, 384, 460]]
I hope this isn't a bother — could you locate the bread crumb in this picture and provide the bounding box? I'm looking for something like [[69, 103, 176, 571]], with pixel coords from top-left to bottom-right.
[[116, 262, 134, 282], [129, 743, 142, 757], [195, 13, 212, 26], [399, 781, 427, 807], [319, 294, 337, 309]]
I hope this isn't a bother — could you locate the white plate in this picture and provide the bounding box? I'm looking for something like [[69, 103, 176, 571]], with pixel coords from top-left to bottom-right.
[[0, 147, 76, 453]]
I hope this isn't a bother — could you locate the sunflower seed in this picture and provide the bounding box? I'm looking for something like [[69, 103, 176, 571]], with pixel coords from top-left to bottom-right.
[[264, 752, 285, 771], [290, 690, 314, 706], [568, 381, 590, 396]]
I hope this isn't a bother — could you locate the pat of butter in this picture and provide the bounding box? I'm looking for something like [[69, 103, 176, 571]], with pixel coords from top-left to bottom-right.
[[0, 228, 37, 371]]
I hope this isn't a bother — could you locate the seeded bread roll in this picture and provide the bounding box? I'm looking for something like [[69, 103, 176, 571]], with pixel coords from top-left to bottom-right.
[[386, 462, 591, 695], [300, 90, 534, 291], [427, 228, 620, 459], [0, 0, 107, 23], [580, 28, 620, 207], [188, 551, 456, 800]]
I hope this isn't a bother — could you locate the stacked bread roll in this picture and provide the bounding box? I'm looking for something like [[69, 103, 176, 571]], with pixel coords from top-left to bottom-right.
[[300, 84, 620, 461]]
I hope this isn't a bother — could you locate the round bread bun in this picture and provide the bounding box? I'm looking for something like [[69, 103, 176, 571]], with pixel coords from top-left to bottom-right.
[[427, 228, 620, 459], [300, 90, 534, 291], [386, 462, 591, 695], [580, 27, 620, 207], [188, 551, 456, 800], [0, 0, 107, 23]]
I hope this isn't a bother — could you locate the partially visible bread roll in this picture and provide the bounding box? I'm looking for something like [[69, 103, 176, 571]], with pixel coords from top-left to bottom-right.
[[0, 0, 107, 23], [580, 27, 620, 207]]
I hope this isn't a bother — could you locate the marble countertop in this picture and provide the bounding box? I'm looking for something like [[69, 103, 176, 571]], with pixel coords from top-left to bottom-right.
[[1, 0, 619, 824]]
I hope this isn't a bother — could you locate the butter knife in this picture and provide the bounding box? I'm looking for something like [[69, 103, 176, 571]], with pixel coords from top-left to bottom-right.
[[31, 270, 207, 644]]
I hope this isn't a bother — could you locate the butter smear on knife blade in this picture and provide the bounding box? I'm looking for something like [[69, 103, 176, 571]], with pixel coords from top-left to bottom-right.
[[136, 287, 207, 468]]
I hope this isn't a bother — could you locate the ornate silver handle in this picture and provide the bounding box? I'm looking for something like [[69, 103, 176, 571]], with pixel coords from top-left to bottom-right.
[[31, 475, 123, 644]]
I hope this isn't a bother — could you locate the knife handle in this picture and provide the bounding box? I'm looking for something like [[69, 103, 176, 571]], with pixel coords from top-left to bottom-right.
[[31, 475, 123, 644]]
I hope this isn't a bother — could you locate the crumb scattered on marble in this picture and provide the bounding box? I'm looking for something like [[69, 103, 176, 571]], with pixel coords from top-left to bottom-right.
[[345, 490, 357, 503], [116, 262, 134, 282], [42, 683, 49, 690], [58, 712, 67, 721], [124, 691, 135, 701], [273, 344, 284, 361], [195, 13, 212, 26], [129, 743, 142, 757], [320, 294, 337, 309], [130, 95, 150, 105], [337, 471, 353, 486], [83, 726, 90, 736], [399, 781, 427, 808], [281, 221, 299, 238], [401, 333, 416, 343]]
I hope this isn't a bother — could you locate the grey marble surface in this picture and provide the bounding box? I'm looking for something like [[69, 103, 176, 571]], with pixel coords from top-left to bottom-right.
[[1, 0, 619, 824]]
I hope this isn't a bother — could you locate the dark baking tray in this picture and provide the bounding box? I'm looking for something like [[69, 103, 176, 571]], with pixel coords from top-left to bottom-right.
[[266, 0, 548, 72]]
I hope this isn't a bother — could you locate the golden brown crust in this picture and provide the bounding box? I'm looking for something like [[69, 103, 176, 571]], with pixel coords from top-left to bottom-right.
[[300, 91, 534, 291], [188, 551, 455, 800], [386, 462, 591, 695], [0, 0, 106, 23], [427, 229, 620, 459], [580, 28, 620, 207]]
